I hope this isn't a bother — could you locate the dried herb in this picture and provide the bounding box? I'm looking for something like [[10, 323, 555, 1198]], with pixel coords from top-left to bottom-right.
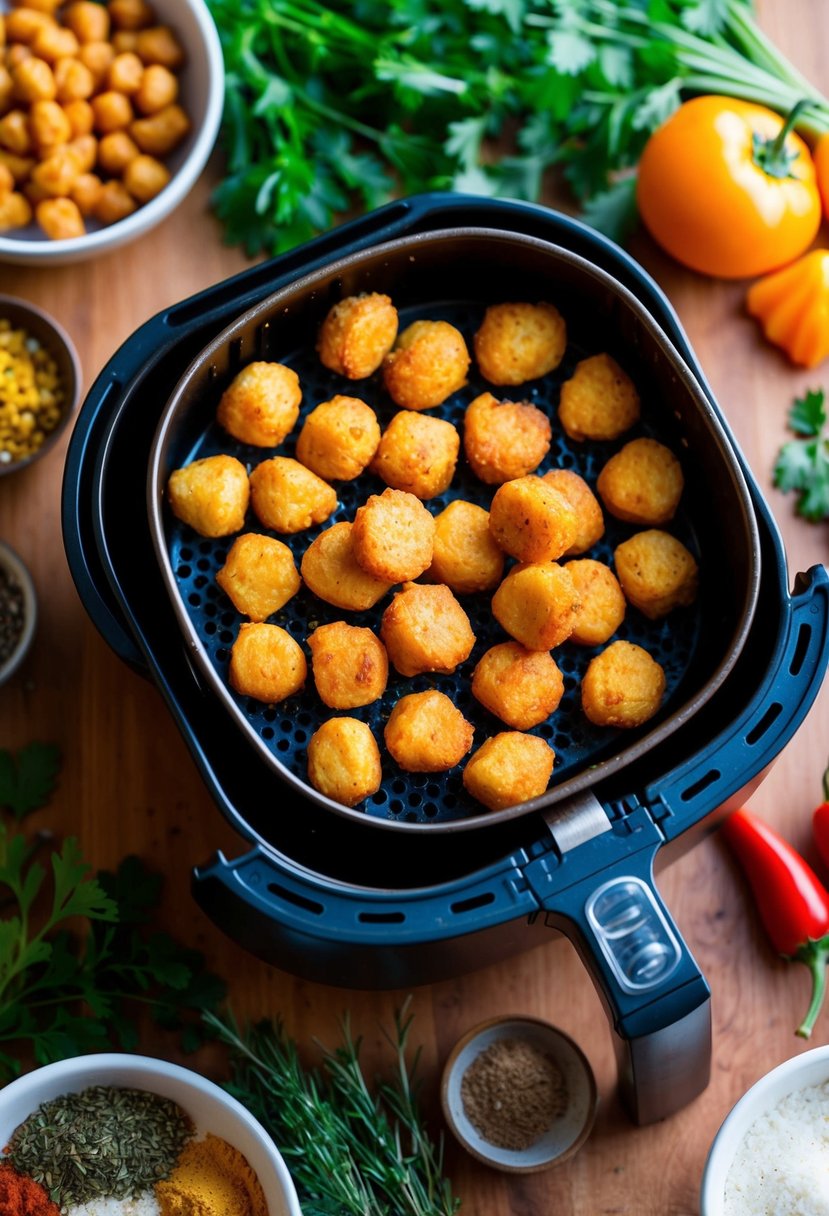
[[460, 1037, 568, 1149], [0, 567, 24, 667], [7, 1085, 193, 1208]]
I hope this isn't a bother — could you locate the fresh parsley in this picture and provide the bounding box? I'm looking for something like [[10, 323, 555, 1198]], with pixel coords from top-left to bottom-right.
[[0, 743, 225, 1079], [774, 389, 829, 522]]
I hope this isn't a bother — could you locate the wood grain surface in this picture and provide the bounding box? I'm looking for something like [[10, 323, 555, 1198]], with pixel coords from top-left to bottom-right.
[[1, 3, 828, 1211]]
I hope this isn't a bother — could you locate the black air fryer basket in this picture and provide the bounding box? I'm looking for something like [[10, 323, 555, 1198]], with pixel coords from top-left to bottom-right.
[[63, 195, 829, 1126]]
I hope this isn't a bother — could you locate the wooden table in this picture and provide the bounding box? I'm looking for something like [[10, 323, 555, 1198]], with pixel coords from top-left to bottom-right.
[[2, 3, 828, 1211]]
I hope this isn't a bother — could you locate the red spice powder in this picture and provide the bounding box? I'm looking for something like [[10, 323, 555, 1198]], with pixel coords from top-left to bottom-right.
[[0, 1160, 61, 1216]]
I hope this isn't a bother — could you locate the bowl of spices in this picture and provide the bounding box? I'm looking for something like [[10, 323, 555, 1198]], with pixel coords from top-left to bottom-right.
[[0, 1052, 303, 1216], [0, 542, 37, 685], [701, 1044, 829, 1215], [440, 1016, 598, 1173], [0, 296, 81, 475]]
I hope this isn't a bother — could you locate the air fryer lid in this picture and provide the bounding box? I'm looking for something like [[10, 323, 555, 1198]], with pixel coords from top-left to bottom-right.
[[148, 228, 760, 834]]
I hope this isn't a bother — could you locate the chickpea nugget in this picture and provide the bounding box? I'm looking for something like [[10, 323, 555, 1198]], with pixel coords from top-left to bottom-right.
[[614, 529, 699, 619], [216, 360, 301, 448], [474, 301, 567, 385], [472, 641, 564, 730], [581, 639, 666, 728], [308, 621, 388, 709], [489, 476, 578, 563], [597, 437, 684, 525], [381, 582, 475, 677], [352, 488, 435, 583], [228, 622, 306, 704], [307, 717, 382, 808], [384, 690, 473, 772], [382, 319, 470, 411], [301, 521, 393, 612], [167, 453, 249, 538], [565, 559, 626, 646], [427, 500, 504, 594], [249, 456, 337, 534], [558, 353, 640, 441], [316, 292, 399, 379], [463, 391, 551, 485], [542, 468, 605, 555], [295, 395, 380, 481], [371, 410, 459, 499], [463, 732, 555, 812], [492, 562, 580, 651], [216, 533, 300, 622]]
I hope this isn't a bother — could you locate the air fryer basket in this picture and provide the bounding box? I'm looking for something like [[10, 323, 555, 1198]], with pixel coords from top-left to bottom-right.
[[148, 228, 760, 833]]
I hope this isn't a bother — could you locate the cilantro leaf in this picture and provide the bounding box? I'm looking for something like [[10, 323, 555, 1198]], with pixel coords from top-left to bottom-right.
[[0, 743, 61, 821], [773, 390, 829, 522], [788, 388, 826, 436], [680, 0, 732, 36], [580, 175, 640, 244]]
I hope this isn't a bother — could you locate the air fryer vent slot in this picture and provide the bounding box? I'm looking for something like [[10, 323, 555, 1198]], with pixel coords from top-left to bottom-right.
[[680, 769, 721, 802], [745, 702, 783, 745], [266, 883, 324, 915], [450, 892, 497, 915], [790, 622, 812, 677], [357, 910, 406, 924]]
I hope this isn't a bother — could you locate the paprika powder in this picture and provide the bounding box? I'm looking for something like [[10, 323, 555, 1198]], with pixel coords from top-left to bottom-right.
[[0, 1160, 60, 1216]]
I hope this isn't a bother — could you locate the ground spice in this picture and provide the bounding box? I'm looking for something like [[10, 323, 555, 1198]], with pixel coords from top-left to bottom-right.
[[154, 1134, 268, 1216], [460, 1036, 569, 1151], [0, 564, 24, 666], [0, 1159, 61, 1216], [0, 318, 64, 467]]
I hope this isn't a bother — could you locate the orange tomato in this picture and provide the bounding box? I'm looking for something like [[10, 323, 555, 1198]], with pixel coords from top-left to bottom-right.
[[636, 96, 821, 279], [746, 250, 829, 368], [814, 133, 829, 217]]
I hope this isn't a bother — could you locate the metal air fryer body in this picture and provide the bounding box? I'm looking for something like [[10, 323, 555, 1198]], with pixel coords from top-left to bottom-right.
[[62, 194, 829, 1128]]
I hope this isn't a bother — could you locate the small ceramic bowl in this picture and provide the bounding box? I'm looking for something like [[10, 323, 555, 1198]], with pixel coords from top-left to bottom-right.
[[0, 295, 82, 476], [441, 1016, 598, 1173], [0, 1053, 303, 1216], [700, 1044, 829, 1215], [0, 542, 37, 685]]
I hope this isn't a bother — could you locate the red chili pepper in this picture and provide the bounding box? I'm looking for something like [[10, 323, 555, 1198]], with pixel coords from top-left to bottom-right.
[[721, 806, 829, 1039], [812, 761, 829, 873]]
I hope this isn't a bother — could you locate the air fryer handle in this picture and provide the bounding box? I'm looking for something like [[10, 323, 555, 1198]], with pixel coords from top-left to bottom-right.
[[528, 847, 711, 1125]]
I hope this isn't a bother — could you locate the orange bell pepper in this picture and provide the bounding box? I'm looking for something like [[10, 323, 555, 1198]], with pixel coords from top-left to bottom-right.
[[745, 250, 829, 368]]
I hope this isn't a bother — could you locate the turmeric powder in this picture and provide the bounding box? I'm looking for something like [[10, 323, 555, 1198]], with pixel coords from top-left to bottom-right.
[[154, 1133, 269, 1216]]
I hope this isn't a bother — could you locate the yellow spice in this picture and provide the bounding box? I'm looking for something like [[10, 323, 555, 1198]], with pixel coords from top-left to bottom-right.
[[155, 1133, 269, 1216], [0, 317, 64, 466]]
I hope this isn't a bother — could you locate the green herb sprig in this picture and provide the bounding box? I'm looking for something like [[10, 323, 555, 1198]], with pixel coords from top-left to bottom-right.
[[205, 1003, 459, 1216], [205, 0, 829, 254], [0, 743, 225, 1080], [774, 388, 829, 523]]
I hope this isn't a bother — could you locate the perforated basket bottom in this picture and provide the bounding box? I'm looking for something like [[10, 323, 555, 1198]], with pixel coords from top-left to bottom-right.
[[166, 299, 700, 825]]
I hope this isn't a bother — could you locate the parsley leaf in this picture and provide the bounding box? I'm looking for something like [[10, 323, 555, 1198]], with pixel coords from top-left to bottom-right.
[[0, 742, 61, 822], [773, 389, 829, 522], [581, 175, 640, 244]]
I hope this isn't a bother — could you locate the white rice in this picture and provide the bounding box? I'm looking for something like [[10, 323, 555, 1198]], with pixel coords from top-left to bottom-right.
[[724, 1078, 829, 1215], [64, 1192, 160, 1216]]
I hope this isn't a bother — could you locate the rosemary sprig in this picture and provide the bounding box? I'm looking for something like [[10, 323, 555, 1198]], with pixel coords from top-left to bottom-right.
[[204, 1003, 459, 1216]]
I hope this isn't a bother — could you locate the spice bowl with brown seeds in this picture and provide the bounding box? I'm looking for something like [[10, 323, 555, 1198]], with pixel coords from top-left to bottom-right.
[[0, 1052, 303, 1215], [0, 541, 37, 685], [440, 1016, 598, 1173], [0, 295, 81, 476]]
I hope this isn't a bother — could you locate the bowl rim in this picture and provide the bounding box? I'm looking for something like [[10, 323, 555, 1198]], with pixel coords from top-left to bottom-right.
[[0, 1051, 303, 1216], [0, 540, 37, 683], [699, 1044, 829, 1215], [440, 1014, 598, 1174], [0, 0, 225, 263]]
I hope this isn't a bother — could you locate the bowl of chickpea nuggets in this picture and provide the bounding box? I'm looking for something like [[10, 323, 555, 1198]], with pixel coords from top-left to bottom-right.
[[149, 229, 759, 827], [0, 0, 223, 263]]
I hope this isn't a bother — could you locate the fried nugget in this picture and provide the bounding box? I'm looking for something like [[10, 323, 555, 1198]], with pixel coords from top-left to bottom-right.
[[351, 488, 436, 582], [541, 468, 605, 555], [558, 353, 640, 442], [249, 455, 338, 533], [167, 453, 249, 538], [463, 391, 551, 485], [565, 558, 626, 646], [307, 621, 388, 709], [613, 529, 699, 619], [463, 731, 555, 812], [382, 319, 470, 410], [216, 360, 301, 447], [581, 639, 666, 728], [216, 533, 300, 622], [597, 437, 684, 525], [426, 499, 504, 594], [384, 690, 474, 772], [228, 622, 306, 704], [489, 475, 578, 563], [316, 292, 399, 379], [474, 301, 567, 385], [371, 410, 459, 499], [295, 395, 381, 481], [301, 521, 393, 611], [492, 562, 580, 651], [380, 582, 475, 677], [307, 717, 382, 807], [472, 641, 564, 730]]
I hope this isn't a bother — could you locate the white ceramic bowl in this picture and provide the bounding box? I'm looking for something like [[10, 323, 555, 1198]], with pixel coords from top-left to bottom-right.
[[700, 1045, 829, 1215], [441, 1016, 598, 1174], [0, 1053, 303, 1216], [0, 541, 37, 684], [0, 0, 224, 266]]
